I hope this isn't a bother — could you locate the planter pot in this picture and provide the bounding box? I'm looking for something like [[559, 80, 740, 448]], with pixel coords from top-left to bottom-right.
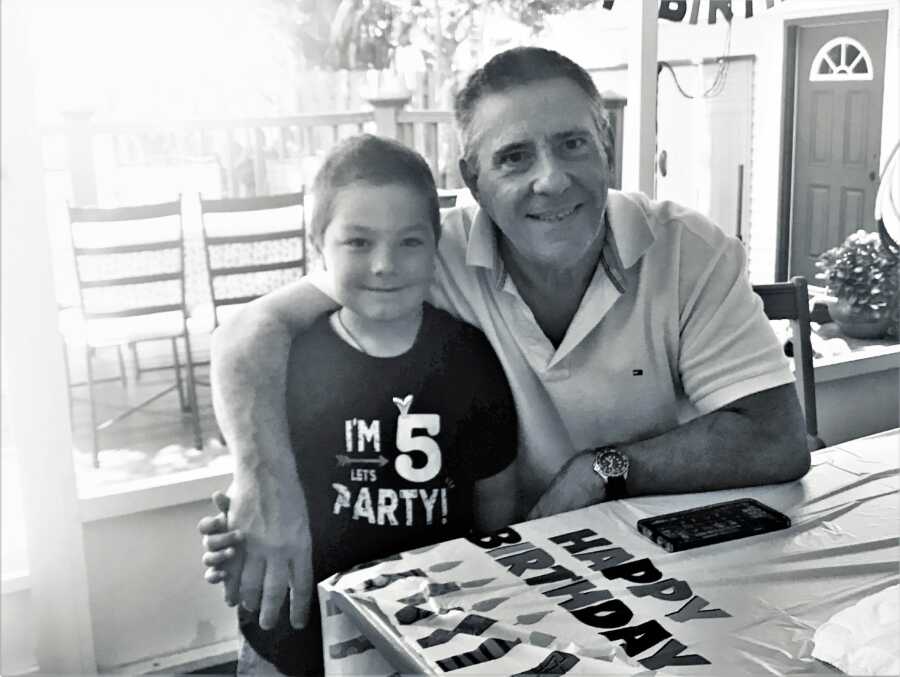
[[827, 298, 893, 339]]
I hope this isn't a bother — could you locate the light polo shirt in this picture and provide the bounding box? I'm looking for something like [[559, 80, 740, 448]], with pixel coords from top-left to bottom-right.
[[310, 190, 794, 511]]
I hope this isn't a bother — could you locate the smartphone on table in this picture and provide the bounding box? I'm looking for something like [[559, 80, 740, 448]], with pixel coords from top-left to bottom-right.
[[637, 498, 791, 552]]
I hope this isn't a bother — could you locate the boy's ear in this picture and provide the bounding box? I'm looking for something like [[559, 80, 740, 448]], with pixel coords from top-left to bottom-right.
[[459, 158, 479, 201], [312, 241, 325, 269]]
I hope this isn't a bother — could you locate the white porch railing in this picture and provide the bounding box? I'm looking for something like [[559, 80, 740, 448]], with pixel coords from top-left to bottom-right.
[[43, 97, 460, 209]]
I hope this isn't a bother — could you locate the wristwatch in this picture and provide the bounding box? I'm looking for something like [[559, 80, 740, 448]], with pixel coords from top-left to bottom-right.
[[592, 446, 630, 500]]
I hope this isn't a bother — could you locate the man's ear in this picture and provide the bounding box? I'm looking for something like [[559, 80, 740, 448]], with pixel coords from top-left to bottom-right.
[[459, 158, 479, 201]]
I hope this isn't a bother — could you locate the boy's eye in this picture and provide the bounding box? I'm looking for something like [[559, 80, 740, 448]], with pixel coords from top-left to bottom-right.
[[402, 237, 424, 247], [343, 238, 370, 248]]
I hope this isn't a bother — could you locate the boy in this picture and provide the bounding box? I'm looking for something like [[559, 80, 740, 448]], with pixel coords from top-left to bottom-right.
[[223, 134, 518, 675]]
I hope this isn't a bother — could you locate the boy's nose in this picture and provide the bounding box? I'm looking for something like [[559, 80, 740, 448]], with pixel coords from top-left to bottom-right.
[[371, 247, 397, 275]]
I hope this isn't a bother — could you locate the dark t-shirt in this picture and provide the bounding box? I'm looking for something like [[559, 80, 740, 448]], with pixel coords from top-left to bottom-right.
[[240, 303, 517, 675]]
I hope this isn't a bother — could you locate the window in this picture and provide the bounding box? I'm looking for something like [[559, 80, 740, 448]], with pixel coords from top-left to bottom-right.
[[809, 37, 874, 82]]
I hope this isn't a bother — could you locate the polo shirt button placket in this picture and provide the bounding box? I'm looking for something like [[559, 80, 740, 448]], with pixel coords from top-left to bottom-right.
[[543, 357, 570, 381], [515, 301, 543, 345]]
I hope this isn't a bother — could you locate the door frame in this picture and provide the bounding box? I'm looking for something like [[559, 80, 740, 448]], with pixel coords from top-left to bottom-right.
[[775, 9, 889, 281]]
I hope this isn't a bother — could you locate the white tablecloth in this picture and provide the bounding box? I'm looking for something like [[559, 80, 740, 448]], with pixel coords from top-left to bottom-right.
[[319, 429, 900, 675]]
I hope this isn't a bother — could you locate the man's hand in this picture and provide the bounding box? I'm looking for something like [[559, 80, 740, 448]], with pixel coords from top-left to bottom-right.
[[527, 451, 604, 520], [228, 473, 314, 630]]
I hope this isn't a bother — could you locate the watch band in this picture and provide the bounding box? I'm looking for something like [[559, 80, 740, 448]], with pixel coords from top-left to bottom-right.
[[592, 446, 630, 500]]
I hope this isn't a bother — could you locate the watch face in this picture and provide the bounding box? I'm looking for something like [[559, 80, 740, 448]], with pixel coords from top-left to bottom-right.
[[598, 450, 629, 478]]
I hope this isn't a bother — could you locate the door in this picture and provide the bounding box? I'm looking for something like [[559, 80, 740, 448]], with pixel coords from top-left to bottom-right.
[[656, 57, 753, 240], [789, 16, 887, 281]]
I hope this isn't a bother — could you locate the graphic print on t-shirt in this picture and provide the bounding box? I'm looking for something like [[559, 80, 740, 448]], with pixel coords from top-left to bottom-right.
[[332, 394, 449, 527]]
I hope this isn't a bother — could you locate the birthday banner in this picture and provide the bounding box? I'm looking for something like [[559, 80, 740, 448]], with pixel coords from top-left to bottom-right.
[[600, 0, 788, 24], [318, 448, 899, 676]]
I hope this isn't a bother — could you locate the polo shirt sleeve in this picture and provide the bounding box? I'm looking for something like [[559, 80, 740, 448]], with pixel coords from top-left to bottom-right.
[[677, 227, 794, 414]]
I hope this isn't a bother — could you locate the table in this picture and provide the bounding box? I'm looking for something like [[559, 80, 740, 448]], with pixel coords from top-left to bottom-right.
[[318, 429, 900, 675]]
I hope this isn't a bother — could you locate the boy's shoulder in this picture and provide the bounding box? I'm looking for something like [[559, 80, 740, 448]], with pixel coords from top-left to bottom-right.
[[421, 303, 499, 367], [423, 303, 487, 343], [287, 312, 342, 361]]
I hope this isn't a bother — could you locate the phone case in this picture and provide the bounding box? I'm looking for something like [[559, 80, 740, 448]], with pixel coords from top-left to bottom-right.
[[636, 498, 791, 552]]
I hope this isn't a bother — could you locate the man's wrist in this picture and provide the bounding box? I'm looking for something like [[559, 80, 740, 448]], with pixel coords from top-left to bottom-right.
[[230, 467, 309, 532], [577, 450, 608, 503], [590, 445, 630, 500], [233, 440, 301, 480]]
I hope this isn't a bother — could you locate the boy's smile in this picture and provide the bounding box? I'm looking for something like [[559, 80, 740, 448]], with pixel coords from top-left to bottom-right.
[[321, 181, 436, 328]]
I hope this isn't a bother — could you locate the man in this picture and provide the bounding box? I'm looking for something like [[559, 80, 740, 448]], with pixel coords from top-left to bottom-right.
[[201, 46, 809, 634]]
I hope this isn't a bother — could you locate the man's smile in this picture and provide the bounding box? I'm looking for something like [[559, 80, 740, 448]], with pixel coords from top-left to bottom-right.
[[526, 204, 582, 222]]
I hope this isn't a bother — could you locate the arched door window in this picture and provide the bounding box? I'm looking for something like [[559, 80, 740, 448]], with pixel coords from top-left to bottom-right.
[[810, 37, 874, 81]]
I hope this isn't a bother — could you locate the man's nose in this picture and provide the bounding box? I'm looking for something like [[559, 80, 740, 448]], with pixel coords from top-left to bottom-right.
[[532, 152, 571, 195]]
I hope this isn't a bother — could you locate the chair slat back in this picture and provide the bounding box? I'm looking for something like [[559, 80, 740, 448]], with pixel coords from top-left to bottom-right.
[[753, 276, 822, 448], [67, 199, 188, 321], [199, 191, 306, 327]]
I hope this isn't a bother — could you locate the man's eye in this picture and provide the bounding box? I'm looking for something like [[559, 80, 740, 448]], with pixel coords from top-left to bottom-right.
[[562, 137, 589, 153], [402, 237, 424, 247], [498, 150, 531, 168], [344, 238, 370, 248]]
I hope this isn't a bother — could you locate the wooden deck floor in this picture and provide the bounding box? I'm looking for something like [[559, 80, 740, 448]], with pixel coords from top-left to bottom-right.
[[0, 337, 233, 578], [66, 339, 232, 491]]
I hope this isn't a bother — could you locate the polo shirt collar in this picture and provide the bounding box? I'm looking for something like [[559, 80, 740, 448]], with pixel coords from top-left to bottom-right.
[[465, 206, 499, 268], [463, 189, 656, 285], [605, 189, 656, 270]]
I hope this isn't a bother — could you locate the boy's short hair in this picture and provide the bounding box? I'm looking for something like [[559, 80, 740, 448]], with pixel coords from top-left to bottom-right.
[[454, 47, 613, 174], [309, 134, 441, 249]]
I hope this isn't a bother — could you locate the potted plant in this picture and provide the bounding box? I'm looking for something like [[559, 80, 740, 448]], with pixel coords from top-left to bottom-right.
[[815, 229, 899, 339]]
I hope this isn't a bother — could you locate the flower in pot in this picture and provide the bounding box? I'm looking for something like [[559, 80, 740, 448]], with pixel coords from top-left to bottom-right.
[[815, 229, 899, 339]]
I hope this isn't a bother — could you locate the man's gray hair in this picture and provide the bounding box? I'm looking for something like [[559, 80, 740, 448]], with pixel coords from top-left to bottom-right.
[[453, 47, 613, 175]]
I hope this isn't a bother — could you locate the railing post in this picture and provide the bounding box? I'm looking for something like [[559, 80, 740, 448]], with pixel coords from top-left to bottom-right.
[[62, 109, 98, 206], [253, 127, 269, 195], [366, 90, 411, 142]]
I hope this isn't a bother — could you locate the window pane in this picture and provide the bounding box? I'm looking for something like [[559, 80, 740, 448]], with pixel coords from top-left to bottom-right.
[[828, 45, 842, 65]]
